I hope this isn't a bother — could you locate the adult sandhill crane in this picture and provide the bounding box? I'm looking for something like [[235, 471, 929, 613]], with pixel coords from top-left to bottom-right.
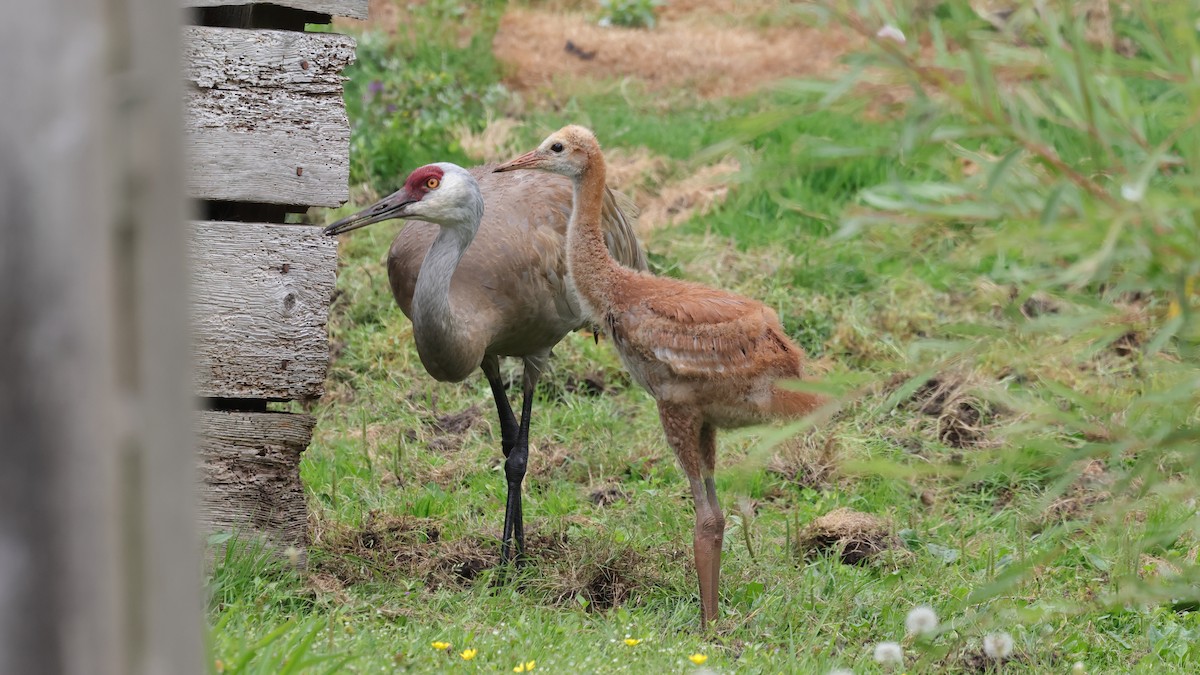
[[496, 127, 827, 627], [324, 162, 647, 561]]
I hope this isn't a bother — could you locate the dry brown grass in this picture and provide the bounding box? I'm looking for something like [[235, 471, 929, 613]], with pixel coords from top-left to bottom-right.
[[314, 512, 675, 611], [1040, 458, 1114, 526], [457, 119, 739, 231], [493, 6, 863, 100], [638, 157, 742, 230], [892, 371, 1011, 450], [797, 507, 900, 565], [767, 434, 839, 491]]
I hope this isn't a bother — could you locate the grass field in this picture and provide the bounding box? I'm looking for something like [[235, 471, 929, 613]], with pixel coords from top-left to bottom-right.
[[208, 2, 1200, 672]]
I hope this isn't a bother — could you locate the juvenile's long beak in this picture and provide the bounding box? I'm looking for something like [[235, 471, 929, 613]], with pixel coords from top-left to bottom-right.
[[493, 150, 541, 173], [323, 187, 415, 236]]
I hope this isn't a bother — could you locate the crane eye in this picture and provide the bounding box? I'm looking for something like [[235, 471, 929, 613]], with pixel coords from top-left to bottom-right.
[[425, 177, 440, 189], [550, 142, 563, 153]]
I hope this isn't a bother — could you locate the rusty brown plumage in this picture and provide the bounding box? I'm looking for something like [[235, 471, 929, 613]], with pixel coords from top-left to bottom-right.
[[325, 161, 646, 562], [496, 126, 827, 628]]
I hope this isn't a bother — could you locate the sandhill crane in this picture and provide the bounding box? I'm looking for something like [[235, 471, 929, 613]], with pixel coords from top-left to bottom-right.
[[324, 162, 647, 561], [496, 127, 827, 627]]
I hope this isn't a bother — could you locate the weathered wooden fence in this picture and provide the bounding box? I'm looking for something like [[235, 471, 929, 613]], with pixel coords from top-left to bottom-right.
[[183, 0, 365, 559]]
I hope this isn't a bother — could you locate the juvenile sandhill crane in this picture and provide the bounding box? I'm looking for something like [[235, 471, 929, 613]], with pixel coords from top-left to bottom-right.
[[496, 127, 827, 627], [324, 162, 647, 561]]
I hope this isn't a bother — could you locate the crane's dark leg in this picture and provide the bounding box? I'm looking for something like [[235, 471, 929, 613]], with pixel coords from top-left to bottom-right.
[[481, 356, 519, 459], [500, 358, 540, 563]]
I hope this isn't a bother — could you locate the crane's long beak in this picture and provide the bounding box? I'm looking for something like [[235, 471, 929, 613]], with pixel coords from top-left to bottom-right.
[[323, 188, 415, 236], [493, 150, 541, 173]]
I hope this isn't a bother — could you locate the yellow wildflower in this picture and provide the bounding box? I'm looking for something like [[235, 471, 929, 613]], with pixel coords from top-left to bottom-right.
[[624, 638, 642, 646], [689, 653, 708, 665], [460, 649, 477, 661], [513, 660, 536, 672], [432, 641, 451, 651]]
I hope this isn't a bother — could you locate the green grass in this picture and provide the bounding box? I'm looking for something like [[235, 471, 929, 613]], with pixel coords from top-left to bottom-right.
[[210, 2, 1200, 673]]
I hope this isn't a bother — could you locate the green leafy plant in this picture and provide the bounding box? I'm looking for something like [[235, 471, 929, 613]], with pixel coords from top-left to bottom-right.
[[342, 1, 508, 192], [598, 0, 664, 29], [741, 0, 1200, 668]]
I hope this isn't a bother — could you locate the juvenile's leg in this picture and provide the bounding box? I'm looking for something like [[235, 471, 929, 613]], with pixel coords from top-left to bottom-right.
[[658, 404, 721, 628], [698, 423, 724, 623]]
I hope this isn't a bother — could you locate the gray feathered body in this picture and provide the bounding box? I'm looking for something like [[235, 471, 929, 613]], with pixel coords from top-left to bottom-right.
[[385, 164, 646, 381]]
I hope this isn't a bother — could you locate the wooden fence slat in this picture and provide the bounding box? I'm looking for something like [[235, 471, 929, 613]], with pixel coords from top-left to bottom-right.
[[183, 0, 369, 20], [197, 411, 315, 556], [184, 27, 356, 207], [191, 221, 337, 400]]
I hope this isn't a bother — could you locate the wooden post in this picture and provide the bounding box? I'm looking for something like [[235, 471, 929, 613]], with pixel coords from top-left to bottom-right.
[[182, 0, 364, 560], [0, 1, 201, 674]]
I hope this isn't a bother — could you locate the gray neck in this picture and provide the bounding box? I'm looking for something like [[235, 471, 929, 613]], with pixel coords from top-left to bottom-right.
[[412, 226, 472, 346]]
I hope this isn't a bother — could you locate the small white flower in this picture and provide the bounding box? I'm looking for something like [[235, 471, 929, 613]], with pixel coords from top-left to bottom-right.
[[905, 605, 939, 637], [875, 24, 907, 45], [1072, 662, 1086, 674], [873, 641, 904, 666], [983, 632, 1014, 660], [1120, 182, 1144, 202], [829, 669, 855, 675]]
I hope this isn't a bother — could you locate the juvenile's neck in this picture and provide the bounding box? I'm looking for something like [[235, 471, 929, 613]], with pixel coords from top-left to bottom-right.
[[567, 154, 623, 316]]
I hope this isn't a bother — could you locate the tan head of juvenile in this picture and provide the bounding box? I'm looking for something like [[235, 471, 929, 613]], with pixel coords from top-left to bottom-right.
[[493, 125, 602, 179]]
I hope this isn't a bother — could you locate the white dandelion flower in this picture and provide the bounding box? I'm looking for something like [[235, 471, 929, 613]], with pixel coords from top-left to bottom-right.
[[983, 632, 1014, 660], [829, 669, 855, 675], [1120, 182, 1145, 202], [905, 605, 939, 637], [875, 25, 907, 45], [1072, 662, 1086, 674], [873, 641, 904, 667]]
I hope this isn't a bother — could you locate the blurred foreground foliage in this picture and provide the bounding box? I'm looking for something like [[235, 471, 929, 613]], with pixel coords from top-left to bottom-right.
[[739, 0, 1200, 667]]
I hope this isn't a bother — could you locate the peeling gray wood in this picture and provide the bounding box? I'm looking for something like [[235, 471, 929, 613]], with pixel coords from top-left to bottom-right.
[[183, 0, 369, 20], [184, 27, 356, 207], [197, 411, 314, 558], [191, 221, 337, 400]]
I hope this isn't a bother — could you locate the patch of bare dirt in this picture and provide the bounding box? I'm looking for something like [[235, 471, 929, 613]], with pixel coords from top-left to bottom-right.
[[797, 507, 900, 565], [904, 373, 1006, 449], [493, 7, 864, 100], [317, 513, 667, 610], [588, 484, 627, 507], [318, 512, 497, 587], [534, 538, 679, 612], [430, 404, 482, 435]]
